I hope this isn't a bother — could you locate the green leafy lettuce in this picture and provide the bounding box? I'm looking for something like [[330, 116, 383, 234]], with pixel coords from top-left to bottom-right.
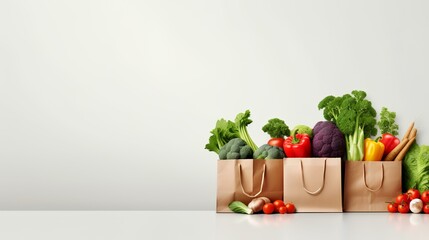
[[205, 119, 238, 154], [205, 110, 258, 154], [403, 143, 429, 192]]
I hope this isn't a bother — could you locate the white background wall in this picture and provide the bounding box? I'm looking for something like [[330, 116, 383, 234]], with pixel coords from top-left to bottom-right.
[[1, 0, 428, 210]]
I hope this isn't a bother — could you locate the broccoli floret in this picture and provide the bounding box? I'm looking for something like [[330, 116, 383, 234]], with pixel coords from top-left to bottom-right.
[[239, 146, 253, 159], [253, 144, 285, 160], [312, 121, 346, 158], [219, 138, 253, 160], [262, 118, 290, 138]]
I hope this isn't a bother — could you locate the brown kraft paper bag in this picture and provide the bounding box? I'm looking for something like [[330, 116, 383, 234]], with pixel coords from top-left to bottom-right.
[[344, 161, 402, 212], [283, 158, 343, 212], [216, 159, 283, 213]]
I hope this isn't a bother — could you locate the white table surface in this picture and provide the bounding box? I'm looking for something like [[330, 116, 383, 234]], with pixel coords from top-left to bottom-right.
[[0, 211, 426, 239]]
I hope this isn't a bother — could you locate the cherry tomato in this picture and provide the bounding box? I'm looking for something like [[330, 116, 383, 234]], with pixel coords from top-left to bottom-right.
[[395, 194, 410, 205], [423, 204, 429, 214], [273, 200, 285, 212], [421, 191, 429, 204], [285, 203, 296, 213], [263, 203, 275, 214], [398, 203, 410, 214], [387, 203, 398, 213], [268, 138, 285, 148], [407, 188, 420, 200], [278, 206, 287, 214]]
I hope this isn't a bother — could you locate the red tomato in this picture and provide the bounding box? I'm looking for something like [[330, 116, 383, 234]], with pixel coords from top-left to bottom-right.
[[398, 203, 410, 214], [263, 203, 275, 214], [273, 200, 285, 212], [268, 138, 285, 148], [395, 194, 410, 204], [387, 203, 398, 213], [423, 204, 429, 214], [285, 203, 296, 213], [278, 206, 287, 214], [421, 191, 429, 203], [407, 188, 421, 200]]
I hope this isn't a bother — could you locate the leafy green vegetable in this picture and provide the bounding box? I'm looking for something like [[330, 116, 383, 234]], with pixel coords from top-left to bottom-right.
[[253, 144, 285, 159], [403, 143, 429, 192], [206, 110, 258, 155], [235, 110, 258, 151], [205, 119, 238, 154], [228, 201, 253, 214], [262, 118, 290, 138], [377, 107, 399, 135], [318, 90, 377, 161], [219, 138, 253, 160]]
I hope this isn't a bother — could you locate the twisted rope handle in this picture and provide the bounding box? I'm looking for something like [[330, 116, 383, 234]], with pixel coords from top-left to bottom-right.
[[300, 159, 327, 195], [363, 163, 384, 192], [238, 163, 266, 198]]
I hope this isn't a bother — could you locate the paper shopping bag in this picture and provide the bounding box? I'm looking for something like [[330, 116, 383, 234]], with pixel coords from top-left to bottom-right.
[[283, 158, 343, 212], [216, 159, 283, 213], [344, 161, 402, 212]]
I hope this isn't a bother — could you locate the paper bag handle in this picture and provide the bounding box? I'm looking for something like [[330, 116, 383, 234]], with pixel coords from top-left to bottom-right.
[[363, 163, 384, 192], [300, 159, 327, 195], [238, 163, 266, 198]]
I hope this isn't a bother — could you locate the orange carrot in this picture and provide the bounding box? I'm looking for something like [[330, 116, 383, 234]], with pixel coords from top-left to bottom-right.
[[394, 136, 416, 161], [384, 138, 409, 161], [409, 128, 417, 139], [402, 122, 415, 141]]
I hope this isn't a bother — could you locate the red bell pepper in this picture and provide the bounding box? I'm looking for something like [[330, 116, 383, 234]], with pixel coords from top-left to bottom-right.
[[283, 133, 312, 157], [379, 133, 400, 157]]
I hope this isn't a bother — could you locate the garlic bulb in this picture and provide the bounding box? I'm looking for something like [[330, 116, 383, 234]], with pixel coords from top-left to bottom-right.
[[410, 198, 423, 213]]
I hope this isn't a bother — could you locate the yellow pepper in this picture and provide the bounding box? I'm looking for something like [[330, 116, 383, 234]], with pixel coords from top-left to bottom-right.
[[363, 138, 385, 161]]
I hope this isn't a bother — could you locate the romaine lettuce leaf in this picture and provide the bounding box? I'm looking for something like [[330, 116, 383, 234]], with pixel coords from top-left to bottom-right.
[[403, 143, 429, 192]]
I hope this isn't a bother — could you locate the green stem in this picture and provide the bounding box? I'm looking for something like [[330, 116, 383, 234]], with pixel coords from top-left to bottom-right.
[[239, 126, 258, 151], [346, 126, 364, 161], [346, 114, 365, 161], [290, 128, 300, 144]]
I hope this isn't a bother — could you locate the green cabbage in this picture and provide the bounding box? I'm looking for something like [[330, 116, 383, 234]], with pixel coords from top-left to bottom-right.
[[403, 143, 429, 192]]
